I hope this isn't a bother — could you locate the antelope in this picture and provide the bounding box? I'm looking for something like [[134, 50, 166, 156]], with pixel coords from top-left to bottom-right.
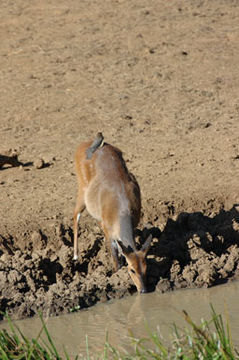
[[73, 133, 152, 293]]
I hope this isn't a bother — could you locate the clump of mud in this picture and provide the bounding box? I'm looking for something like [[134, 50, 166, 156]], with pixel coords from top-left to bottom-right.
[[1, 201, 239, 320]]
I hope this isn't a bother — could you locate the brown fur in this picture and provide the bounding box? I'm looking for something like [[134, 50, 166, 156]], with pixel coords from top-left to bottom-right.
[[73, 136, 151, 292]]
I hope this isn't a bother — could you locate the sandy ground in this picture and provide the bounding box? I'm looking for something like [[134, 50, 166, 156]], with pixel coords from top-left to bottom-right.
[[1, 0, 239, 319]]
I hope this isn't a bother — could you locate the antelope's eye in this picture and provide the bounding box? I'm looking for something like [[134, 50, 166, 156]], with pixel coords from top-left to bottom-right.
[[130, 269, 136, 274]]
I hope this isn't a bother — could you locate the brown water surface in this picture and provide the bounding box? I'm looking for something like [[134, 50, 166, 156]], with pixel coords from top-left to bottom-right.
[[1, 281, 239, 357]]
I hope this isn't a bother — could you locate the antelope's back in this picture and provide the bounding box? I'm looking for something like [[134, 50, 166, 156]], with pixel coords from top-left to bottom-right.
[[97, 143, 141, 227], [75, 141, 141, 225]]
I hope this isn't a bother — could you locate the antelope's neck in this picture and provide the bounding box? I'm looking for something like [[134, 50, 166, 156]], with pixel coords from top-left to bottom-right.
[[119, 214, 136, 252]]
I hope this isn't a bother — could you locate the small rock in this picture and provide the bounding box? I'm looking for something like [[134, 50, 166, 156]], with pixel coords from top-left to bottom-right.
[[44, 155, 55, 164], [34, 158, 44, 169], [149, 48, 155, 54]]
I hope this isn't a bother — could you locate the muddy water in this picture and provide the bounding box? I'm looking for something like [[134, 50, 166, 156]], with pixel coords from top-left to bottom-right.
[[1, 281, 239, 357]]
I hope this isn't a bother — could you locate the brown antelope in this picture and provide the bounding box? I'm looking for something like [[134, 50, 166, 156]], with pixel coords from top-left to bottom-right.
[[73, 133, 152, 293]]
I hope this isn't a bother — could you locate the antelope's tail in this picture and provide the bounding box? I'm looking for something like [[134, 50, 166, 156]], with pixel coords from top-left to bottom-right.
[[85, 132, 104, 159]]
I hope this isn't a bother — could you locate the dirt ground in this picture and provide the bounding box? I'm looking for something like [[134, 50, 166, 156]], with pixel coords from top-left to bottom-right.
[[1, 0, 239, 320]]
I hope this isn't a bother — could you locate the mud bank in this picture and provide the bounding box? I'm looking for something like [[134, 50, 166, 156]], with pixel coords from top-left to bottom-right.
[[1, 198, 239, 320]]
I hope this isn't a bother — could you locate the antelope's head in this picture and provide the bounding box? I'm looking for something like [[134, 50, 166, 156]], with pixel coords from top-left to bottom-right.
[[118, 235, 152, 293]]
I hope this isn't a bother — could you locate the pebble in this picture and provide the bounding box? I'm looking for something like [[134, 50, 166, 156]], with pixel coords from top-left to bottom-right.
[[34, 158, 44, 169]]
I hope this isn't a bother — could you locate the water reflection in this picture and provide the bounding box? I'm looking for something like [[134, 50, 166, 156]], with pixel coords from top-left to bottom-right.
[[1, 280, 239, 357]]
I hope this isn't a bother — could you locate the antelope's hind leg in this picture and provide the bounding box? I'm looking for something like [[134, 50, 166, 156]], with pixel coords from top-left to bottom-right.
[[73, 189, 85, 260], [111, 239, 121, 272], [102, 223, 120, 272]]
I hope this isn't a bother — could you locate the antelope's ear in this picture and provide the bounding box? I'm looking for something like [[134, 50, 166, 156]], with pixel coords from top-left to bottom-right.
[[117, 240, 134, 256], [141, 234, 152, 255]]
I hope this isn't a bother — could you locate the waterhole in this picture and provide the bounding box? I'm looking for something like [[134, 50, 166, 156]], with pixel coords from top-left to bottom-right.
[[1, 280, 239, 357]]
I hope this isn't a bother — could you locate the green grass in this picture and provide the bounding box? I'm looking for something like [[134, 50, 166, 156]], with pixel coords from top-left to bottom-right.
[[0, 305, 238, 359], [0, 313, 75, 360], [125, 305, 239, 360]]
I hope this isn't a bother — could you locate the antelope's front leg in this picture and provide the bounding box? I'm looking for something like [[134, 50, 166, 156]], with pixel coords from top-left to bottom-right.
[[73, 188, 85, 260]]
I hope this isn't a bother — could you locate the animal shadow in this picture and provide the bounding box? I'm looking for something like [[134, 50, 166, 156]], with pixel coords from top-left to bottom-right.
[[142, 205, 239, 292]]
